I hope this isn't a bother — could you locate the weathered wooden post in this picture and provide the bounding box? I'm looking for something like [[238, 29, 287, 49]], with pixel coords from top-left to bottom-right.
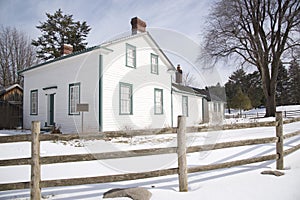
[[177, 116, 188, 192], [275, 112, 284, 170], [31, 121, 41, 199]]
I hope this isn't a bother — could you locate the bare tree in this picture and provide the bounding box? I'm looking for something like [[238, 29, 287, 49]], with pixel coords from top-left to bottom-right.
[[182, 72, 197, 86], [201, 0, 300, 117], [0, 26, 38, 87]]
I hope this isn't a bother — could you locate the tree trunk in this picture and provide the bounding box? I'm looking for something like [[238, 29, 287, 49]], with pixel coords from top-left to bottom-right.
[[265, 93, 276, 117], [261, 68, 277, 117], [260, 63, 277, 117]]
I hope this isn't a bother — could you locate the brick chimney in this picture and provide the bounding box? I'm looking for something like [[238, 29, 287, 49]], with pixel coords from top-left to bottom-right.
[[63, 44, 73, 55], [131, 17, 147, 35], [176, 64, 183, 84]]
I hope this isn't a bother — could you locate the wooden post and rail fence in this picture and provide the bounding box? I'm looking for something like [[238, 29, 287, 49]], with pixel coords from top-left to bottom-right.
[[0, 112, 300, 198]]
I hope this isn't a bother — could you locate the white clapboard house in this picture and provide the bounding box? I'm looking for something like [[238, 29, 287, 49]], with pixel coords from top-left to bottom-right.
[[20, 17, 224, 133]]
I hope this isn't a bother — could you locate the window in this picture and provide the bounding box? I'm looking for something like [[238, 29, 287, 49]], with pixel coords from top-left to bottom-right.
[[151, 53, 158, 74], [69, 83, 80, 115], [119, 82, 133, 115], [30, 90, 38, 115], [126, 43, 136, 68], [214, 102, 221, 112], [182, 96, 188, 117], [154, 88, 163, 114], [213, 103, 218, 112]]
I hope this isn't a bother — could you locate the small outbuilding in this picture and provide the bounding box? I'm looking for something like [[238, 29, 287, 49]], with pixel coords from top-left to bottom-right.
[[0, 84, 23, 129]]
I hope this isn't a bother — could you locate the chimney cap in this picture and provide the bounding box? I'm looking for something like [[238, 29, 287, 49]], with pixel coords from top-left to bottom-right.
[[176, 64, 183, 84], [177, 64, 182, 73]]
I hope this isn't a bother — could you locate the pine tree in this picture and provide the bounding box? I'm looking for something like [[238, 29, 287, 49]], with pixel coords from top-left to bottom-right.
[[225, 68, 252, 112], [288, 60, 300, 104], [276, 62, 289, 105], [225, 69, 247, 113], [225, 80, 236, 113], [245, 71, 264, 108], [228, 68, 247, 93], [231, 87, 252, 115], [225, 69, 265, 111], [32, 9, 91, 61]]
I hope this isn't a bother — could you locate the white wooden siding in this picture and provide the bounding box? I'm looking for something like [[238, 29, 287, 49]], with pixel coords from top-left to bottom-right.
[[23, 34, 174, 133], [172, 92, 203, 127], [23, 50, 101, 133], [208, 101, 225, 124], [101, 35, 173, 131]]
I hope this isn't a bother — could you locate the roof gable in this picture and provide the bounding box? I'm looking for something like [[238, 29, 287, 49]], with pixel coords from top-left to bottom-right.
[[0, 84, 23, 101], [101, 32, 175, 71], [19, 32, 175, 75]]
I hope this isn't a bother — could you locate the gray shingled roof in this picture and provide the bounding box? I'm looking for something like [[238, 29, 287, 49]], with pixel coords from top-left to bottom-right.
[[172, 83, 225, 102]]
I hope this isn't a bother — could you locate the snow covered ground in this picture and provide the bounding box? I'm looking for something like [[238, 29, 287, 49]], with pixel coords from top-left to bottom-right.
[[224, 105, 300, 124], [226, 104, 300, 115], [0, 120, 300, 200]]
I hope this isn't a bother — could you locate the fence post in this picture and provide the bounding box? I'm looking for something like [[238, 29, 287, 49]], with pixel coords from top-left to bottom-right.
[[284, 111, 287, 118], [275, 112, 284, 170], [31, 121, 41, 199], [177, 116, 188, 192]]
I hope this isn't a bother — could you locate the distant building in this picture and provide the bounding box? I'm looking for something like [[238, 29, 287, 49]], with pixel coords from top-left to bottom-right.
[[0, 84, 23, 129]]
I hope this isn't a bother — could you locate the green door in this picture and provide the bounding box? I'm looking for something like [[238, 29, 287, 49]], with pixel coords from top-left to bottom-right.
[[49, 94, 54, 125]]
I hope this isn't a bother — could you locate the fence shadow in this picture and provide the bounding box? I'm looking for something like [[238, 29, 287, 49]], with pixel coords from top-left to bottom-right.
[[0, 113, 300, 199]]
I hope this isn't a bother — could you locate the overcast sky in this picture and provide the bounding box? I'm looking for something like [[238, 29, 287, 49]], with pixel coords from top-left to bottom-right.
[[0, 0, 248, 86]]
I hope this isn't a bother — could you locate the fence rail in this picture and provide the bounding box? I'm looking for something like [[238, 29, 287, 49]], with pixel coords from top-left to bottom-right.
[[0, 137, 279, 167], [1, 118, 300, 144], [226, 109, 300, 119], [0, 112, 300, 196], [284, 110, 300, 118]]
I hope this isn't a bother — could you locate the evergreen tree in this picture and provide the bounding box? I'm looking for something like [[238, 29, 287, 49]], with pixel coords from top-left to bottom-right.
[[231, 87, 252, 115], [225, 80, 237, 113], [228, 68, 247, 93], [225, 69, 265, 111], [288, 60, 300, 104], [225, 68, 249, 112], [276, 62, 289, 105], [245, 71, 264, 108], [32, 9, 91, 61]]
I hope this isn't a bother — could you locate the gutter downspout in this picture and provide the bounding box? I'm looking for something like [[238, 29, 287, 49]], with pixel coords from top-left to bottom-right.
[[171, 74, 174, 128], [99, 55, 103, 132]]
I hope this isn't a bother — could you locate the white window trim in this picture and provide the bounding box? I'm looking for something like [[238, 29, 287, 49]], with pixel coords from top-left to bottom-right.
[[182, 96, 189, 117], [126, 43, 136, 68], [154, 88, 163, 114], [119, 82, 133, 115], [151, 53, 158, 75], [30, 90, 38, 115], [69, 83, 80, 115]]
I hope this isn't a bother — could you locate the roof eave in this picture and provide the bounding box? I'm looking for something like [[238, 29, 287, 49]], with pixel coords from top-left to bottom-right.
[[144, 32, 176, 71], [18, 46, 113, 75]]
